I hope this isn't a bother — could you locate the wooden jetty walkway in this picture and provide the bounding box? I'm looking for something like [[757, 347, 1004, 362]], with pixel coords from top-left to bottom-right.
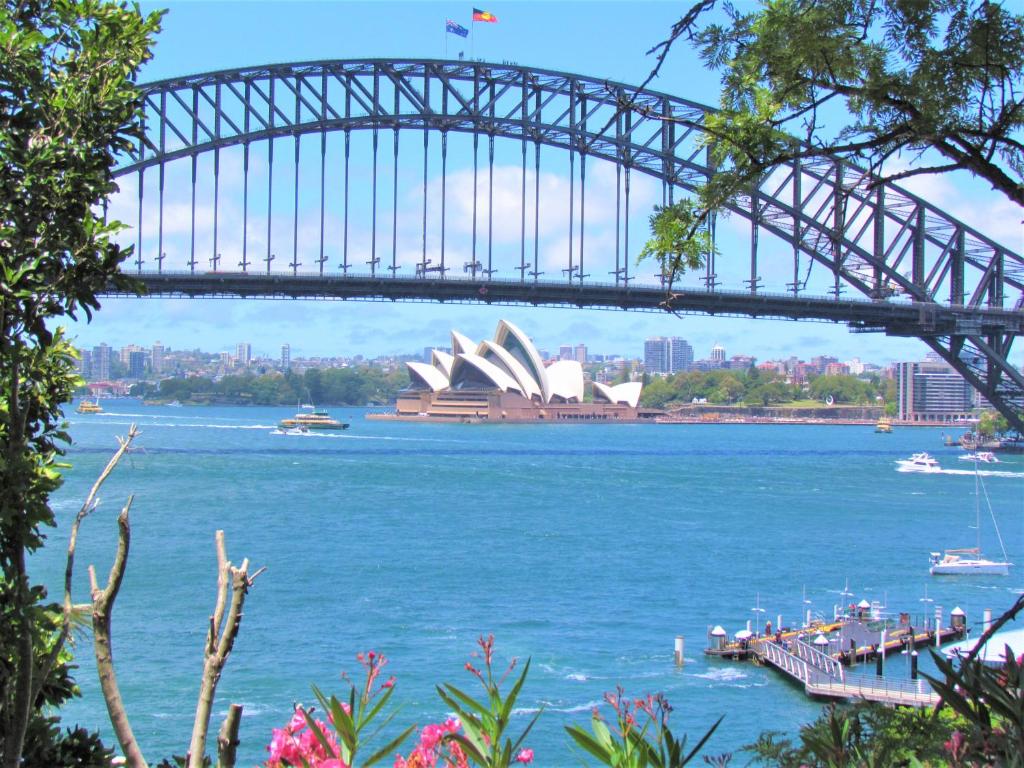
[[754, 636, 939, 706], [703, 608, 969, 707]]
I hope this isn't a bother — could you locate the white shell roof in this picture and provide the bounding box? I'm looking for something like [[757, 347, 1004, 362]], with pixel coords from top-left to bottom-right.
[[478, 341, 543, 401], [431, 350, 455, 378], [450, 352, 522, 394], [451, 331, 477, 356], [592, 381, 643, 408], [494, 320, 551, 403], [406, 362, 450, 392], [546, 360, 584, 402]]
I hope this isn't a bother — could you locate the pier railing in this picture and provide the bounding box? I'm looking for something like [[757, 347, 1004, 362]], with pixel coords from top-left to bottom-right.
[[755, 641, 832, 686], [755, 641, 940, 706], [807, 672, 940, 707], [792, 638, 845, 680]]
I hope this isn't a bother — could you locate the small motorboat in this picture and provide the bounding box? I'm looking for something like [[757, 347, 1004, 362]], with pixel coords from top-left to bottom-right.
[[958, 451, 999, 464], [271, 425, 310, 436], [896, 452, 942, 473]]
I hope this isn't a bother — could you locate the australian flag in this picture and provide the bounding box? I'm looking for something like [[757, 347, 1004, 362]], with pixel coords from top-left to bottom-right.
[[446, 19, 469, 37]]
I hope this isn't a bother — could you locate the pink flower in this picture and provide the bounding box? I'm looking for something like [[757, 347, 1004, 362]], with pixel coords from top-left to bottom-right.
[[515, 748, 534, 764], [288, 710, 307, 734]]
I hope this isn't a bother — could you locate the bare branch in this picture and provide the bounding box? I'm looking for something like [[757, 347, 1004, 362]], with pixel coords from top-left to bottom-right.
[[186, 533, 261, 768], [34, 426, 141, 707], [216, 704, 244, 768], [91, 498, 147, 768]]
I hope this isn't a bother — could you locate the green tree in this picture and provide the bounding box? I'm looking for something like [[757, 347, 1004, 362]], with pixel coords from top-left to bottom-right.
[[808, 375, 872, 404], [978, 410, 1010, 438], [641, 0, 1024, 282], [0, 2, 162, 765]]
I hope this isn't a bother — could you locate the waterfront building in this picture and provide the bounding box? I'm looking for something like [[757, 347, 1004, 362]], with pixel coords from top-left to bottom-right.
[[896, 359, 976, 423], [811, 355, 839, 374], [710, 343, 725, 366], [645, 337, 692, 375], [395, 320, 644, 421], [77, 349, 92, 380], [128, 350, 146, 379], [236, 342, 252, 367], [727, 354, 756, 370], [151, 341, 165, 374], [91, 343, 111, 381], [644, 337, 669, 374], [824, 362, 850, 376], [119, 344, 143, 366]]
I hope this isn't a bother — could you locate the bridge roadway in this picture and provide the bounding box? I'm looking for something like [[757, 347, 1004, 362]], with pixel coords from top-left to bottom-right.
[[110, 271, 1024, 339]]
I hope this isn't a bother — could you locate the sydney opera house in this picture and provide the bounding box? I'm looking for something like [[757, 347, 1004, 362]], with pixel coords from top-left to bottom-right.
[[393, 320, 645, 422]]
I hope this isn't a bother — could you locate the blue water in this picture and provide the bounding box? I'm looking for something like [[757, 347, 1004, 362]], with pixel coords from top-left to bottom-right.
[[33, 403, 1024, 765]]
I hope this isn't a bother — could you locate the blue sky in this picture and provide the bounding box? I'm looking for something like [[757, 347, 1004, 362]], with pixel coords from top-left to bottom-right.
[[66, 1, 1022, 366]]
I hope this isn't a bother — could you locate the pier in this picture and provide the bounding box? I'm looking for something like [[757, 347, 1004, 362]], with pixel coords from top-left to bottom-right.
[[705, 604, 968, 707]]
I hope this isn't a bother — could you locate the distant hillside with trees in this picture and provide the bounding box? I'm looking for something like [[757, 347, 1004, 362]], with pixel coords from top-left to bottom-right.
[[639, 368, 895, 410], [132, 366, 410, 406]]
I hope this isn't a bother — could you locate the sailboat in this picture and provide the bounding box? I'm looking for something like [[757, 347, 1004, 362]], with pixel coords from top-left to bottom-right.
[[929, 461, 1012, 576]]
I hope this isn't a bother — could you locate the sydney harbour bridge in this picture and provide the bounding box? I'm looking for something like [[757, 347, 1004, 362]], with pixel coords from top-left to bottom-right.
[[106, 59, 1024, 431]]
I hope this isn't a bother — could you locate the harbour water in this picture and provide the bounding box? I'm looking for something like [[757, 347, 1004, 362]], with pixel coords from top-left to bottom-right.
[[34, 403, 1024, 765]]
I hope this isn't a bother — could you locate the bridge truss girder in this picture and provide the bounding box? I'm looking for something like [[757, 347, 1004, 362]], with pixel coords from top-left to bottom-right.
[[114, 59, 1024, 431]]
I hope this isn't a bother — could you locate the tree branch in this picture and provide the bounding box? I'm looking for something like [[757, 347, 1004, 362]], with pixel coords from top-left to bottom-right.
[[186, 533, 263, 768], [90, 497, 147, 768], [36, 425, 140, 707], [216, 704, 243, 768]]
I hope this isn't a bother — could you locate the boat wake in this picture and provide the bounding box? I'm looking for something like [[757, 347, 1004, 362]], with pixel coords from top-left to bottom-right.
[[897, 466, 1023, 479], [512, 699, 604, 716], [86, 419, 275, 431]]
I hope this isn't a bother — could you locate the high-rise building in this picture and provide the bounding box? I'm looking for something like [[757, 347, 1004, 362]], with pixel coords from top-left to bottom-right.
[[151, 341, 165, 374], [77, 349, 92, 380], [897, 359, 975, 422], [669, 338, 693, 373], [91, 343, 111, 381], [119, 344, 142, 366], [128, 350, 146, 379], [644, 337, 669, 374], [645, 337, 693, 375], [574, 344, 587, 364], [236, 342, 252, 367], [559, 345, 573, 361], [281, 344, 291, 370]]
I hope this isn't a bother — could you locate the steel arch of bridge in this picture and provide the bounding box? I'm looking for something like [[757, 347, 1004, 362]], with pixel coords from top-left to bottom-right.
[[113, 59, 1024, 431]]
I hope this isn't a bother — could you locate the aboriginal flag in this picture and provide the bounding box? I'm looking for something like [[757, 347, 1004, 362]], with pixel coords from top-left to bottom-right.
[[446, 19, 469, 37], [472, 8, 498, 22]]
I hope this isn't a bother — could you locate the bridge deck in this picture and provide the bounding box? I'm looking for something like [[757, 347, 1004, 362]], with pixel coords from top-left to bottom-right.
[[105, 272, 1023, 337]]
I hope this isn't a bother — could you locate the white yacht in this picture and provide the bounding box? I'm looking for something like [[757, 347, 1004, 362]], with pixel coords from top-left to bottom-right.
[[930, 549, 1010, 576], [896, 452, 942, 473], [930, 463, 1012, 576], [958, 451, 999, 463]]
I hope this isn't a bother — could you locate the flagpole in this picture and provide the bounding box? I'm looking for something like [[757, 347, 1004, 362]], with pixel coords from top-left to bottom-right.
[[471, 19, 475, 60]]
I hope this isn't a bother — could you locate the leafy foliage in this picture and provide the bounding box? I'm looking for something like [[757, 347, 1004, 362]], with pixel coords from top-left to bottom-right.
[[746, 701, 964, 767], [637, 201, 715, 288], [0, 1, 162, 764], [640, 0, 1024, 285], [435, 635, 539, 768], [925, 644, 1024, 765], [566, 688, 721, 768]]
